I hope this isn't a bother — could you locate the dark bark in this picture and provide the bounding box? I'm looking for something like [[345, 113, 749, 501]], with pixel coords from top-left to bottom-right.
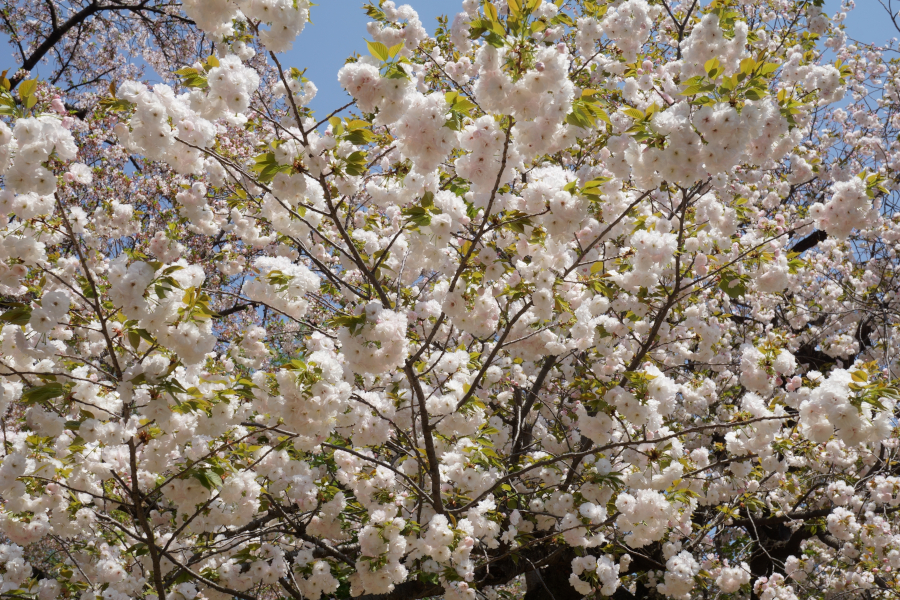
[[64, 101, 89, 119], [511, 356, 557, 464], [523, 560, 581, 600], [793, 314, 874, 371], [9, 3, 104, 89], [521, 544, 665, 600], [358, 544, 579, 600], [789, 229, 827, 254], [213, 303, 257, 318], [356, 580, 443, 600], [8, 1, 195, 93], [746, 522, 814, 578], [793, 340, 835, 371]]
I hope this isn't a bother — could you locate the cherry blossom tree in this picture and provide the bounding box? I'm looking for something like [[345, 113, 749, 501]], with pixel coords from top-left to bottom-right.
[[0, 0, 899, 599]]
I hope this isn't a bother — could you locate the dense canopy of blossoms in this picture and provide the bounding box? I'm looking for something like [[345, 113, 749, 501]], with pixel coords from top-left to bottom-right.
[[0, 0, 899, 599]]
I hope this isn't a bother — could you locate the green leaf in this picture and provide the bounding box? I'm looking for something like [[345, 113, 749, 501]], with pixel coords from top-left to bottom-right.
[[284, 359, 307, 371], [345, 128, 375, 144], [454, 98, 476, 113], [382, 63, 410, 79], [387, 42, 405, 59], [99, 97, 133, 112], [251, 152, 291, 183], [685, 82, 717, 96], [17, 79, 36, 100], [483, 31, 506, 48], [182, 74, 208, 89], [135, 328, 155, 344], [566, 108, 592, 128], [718, 271, 748, 299], [22, 383, 65, 405], [582, 177, 609, 189], [206, 470, 223, 488], [193, 471, 212, 489], [191, 468, 225, 491], [744, 88, 767, 101], [0, 305, 32, 326], [128, 330, 141, 350], [366, 40, 390, 61], [344, 150, 369, 176], [364, 3, 387, 20], [402, 206, 433, 228], [484, 2, 499, 22], [444, 112, 464, 131], [623, 107, 645, 120], [331, 313, 368, 335], [863, 395, 886, 411]]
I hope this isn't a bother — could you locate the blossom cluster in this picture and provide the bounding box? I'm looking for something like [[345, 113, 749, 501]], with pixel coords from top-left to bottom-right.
[[0, 0, 898, 599]]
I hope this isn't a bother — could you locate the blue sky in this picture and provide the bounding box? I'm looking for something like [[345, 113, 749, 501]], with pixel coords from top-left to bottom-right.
[[1, 0, 895, 119]]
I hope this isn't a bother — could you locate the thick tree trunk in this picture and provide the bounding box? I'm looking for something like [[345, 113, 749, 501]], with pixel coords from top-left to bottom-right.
[[523, 564, 583, 600]]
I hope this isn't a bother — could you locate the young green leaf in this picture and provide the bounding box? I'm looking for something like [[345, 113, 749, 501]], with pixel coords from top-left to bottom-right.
[[366, 40, 390, 62]]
